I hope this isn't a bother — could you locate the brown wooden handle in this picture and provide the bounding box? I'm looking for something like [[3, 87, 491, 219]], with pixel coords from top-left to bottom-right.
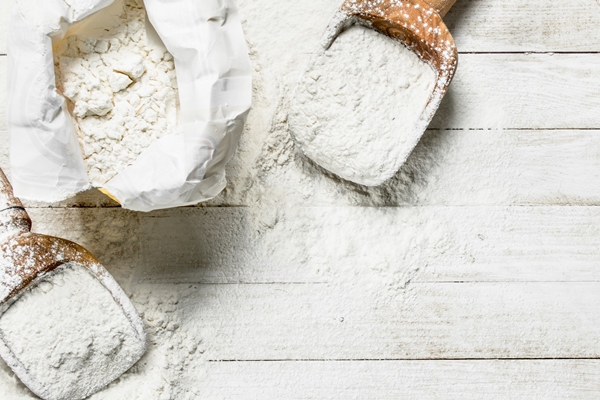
[[0, 169, 24, 211], [0, 168, 31, 236], [336, 0, 458, 87], [422, 0, 456, 18]]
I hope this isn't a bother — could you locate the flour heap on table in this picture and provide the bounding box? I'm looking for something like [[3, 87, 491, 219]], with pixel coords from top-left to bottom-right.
[[289, 25, 436, 186], [54, 0, 178, 186]]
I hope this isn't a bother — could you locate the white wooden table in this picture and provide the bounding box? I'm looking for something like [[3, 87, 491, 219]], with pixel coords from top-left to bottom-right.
[[1, 0, 600, 398]]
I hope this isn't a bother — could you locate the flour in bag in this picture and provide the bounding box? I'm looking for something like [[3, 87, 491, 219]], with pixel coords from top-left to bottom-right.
[[289, 25, 436, 186], [0, 262, 141, 399], [54, 0, 178, 187]]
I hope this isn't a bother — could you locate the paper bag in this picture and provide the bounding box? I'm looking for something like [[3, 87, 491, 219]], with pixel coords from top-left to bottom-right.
[[6, 0, 252, 211]]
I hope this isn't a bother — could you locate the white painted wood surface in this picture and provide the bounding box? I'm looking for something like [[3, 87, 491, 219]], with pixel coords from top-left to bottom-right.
[[199, 360, 600, 399], [2, 0, 600, 398], [444, 0, 600, 52], [430, 54, 600, 129]]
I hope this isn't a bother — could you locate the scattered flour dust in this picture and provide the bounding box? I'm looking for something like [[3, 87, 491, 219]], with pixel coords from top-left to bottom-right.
[[0, 1, 449, 399], [0, 262, 143, 400], [54, 0, 178, 186], [289, 25, 437, 186]]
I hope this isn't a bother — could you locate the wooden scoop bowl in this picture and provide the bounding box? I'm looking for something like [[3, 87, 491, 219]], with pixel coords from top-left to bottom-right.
[[0, 168, 146, 399], [291, 0, 458, 186], [326, 0, 458, 121]]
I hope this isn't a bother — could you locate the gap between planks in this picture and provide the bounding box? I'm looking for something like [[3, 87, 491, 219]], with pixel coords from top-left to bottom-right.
[[147, 280, 600, 285], [207, 357, 600, 362], [460, 51, 600, 55]]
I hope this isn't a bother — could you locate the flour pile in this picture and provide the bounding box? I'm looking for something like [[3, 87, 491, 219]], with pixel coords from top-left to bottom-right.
[[0, 262, 143, 400], [289, 25, 436, 186], [54, 0, 178, 186]]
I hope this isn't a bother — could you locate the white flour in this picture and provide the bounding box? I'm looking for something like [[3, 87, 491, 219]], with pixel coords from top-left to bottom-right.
[[54, 0, 178, 186], [0, 262, 142, 400], [1, 0, 451, 398], [289, 25, 436, 186]]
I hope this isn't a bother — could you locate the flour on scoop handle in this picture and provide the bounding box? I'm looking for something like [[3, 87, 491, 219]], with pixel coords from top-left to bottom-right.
[[289, 25, 436, 186]]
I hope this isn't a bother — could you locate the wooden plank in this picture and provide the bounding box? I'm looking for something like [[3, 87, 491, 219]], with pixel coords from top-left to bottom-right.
[[416, 130, 600, 207], [174, 281, 600, 360], [3, 0, 600, 55], [239, 1, 600, 129], [136, 207, 600, 284], [199, 360, 600, 399], [3, 281, 599, 398], [2, 326, 599, 399], [430, 54, 600, 129], [445, 0, 600, 53], [246, 129, 600, 208]]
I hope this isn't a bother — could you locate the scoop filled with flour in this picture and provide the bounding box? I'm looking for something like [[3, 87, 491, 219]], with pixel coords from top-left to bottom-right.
[[290, 25, 436, 185], [54, 0, 178, 187], [289, 0, 458, 186], [0, 263, 144, 400], [0, 167, 146, 399]]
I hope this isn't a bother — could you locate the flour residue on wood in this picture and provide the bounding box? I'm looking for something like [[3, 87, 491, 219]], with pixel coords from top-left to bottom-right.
[[54, 0, 178, 187], [289, 25, 436, 186], [0, 0, 448, 398], [0, 262, 143, 400]]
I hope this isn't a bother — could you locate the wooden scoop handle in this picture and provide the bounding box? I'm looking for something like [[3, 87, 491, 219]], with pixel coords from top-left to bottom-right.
[[0, 169, 31, 236], [423, 0, 457, 18], [335, 0, 458, 86], [0, 169, 24, 211]]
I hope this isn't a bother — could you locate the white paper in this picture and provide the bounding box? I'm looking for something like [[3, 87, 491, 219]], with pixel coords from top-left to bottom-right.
[[7, 0, 252, 211]]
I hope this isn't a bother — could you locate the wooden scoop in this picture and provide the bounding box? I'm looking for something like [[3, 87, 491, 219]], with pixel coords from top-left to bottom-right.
[[0, 169, 146, 399], [289, 0, 458, 186]]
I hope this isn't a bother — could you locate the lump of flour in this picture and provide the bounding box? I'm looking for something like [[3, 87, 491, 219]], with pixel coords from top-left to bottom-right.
[[54, 0, 178, 186], [289, 25, 436, 186], [0, 262, 143, 400]]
